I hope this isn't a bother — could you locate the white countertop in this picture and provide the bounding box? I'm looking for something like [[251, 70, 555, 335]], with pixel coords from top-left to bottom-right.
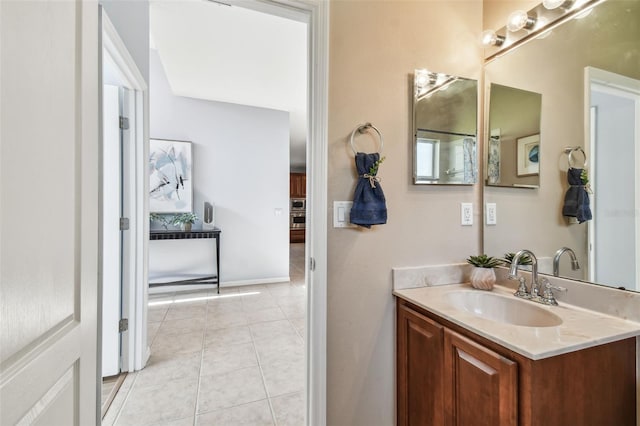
[[394, 283, 640, 360]]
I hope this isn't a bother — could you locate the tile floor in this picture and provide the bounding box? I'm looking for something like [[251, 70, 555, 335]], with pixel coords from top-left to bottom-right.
[[104, 243, 306, 426]]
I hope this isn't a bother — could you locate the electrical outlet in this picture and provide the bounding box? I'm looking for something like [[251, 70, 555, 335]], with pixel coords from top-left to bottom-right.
[[461, 203, 473, 226], [486, 203, 497, 225]]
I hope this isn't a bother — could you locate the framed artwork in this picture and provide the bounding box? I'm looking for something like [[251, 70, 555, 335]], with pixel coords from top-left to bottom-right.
[[487, 131, 501, 184], [149, 139, 193, 213], [516, 134, 540, 177]]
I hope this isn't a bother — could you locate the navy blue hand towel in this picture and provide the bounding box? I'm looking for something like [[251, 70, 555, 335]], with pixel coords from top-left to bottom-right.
[[350, 152, 387, 228], [562, 168, 592, 223]]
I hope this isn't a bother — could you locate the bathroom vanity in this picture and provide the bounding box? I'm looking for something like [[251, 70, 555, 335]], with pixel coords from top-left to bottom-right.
[[395, 283, 639, 426]]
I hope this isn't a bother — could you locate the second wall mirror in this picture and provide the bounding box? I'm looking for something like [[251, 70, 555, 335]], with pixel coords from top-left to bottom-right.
[[413, 70, 478, 185]]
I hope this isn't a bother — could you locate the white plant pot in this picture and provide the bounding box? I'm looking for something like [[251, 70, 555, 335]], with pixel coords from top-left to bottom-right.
[[470, 267, 496, 290]]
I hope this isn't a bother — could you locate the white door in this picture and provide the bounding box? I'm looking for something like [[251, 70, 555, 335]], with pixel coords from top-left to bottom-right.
[[0, 1, 100, 425], [587, 68, 640, 291], [102, 85, 123, 377]]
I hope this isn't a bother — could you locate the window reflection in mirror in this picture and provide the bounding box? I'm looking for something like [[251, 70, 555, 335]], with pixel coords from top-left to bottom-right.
[[413, 71, 478, 185], [483, 0, 640, 292], [487, 84, 542, 188]]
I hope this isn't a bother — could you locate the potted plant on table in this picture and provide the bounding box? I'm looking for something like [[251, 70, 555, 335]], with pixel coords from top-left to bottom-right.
[[150, 213, 170, 230], [467, 254, 501, 290], [171, 212, 198, 232]]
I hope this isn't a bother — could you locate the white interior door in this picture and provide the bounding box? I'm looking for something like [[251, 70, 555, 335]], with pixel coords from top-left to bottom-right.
[[587, 68, 640, 291], [102, 85, 122, 377], [0, 1, 100, 425]]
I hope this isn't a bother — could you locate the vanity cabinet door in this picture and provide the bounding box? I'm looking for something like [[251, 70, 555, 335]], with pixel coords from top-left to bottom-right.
[[443, 329, 518, 426], [397, 303, 445, 426]]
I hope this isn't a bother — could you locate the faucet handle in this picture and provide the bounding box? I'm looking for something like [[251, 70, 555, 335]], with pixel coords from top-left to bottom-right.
[[540, 279, 567, 306], [513, 277, 530, 299]]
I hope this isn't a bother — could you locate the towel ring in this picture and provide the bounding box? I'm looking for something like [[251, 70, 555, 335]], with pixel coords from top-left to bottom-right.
[[350, 123, 384, 155], [564, 146, 587, 168]]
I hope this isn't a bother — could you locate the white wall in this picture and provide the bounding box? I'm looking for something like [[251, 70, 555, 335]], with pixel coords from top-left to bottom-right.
[[327, 1, 483, 424], [149, 49, 290, 285], [101, 0, 150, 82]]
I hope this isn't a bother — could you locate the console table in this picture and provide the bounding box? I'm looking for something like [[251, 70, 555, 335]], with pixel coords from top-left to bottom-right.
[[149, 228, 221, 294]]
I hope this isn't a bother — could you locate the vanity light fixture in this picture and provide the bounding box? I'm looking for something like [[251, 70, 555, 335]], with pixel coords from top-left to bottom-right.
[[535, 17, 552, 39], [542, 0, 574, 10], [507, 10, 537, 32], [481, 30, 506, 47], [483, 0, 606, 61], [415, 73, 458, 101]]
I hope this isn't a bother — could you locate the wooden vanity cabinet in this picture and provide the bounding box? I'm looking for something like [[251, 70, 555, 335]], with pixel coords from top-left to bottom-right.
[[397, 298, 637, 426], [397, 302, 445, 425], [443, 329, 517, 426]]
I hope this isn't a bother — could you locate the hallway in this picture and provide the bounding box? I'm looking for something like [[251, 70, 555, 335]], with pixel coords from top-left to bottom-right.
[[103, 243, 306, 425]]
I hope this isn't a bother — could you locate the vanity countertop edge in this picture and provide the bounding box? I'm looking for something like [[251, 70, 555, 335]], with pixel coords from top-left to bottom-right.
[[394, 283, 640, 360]]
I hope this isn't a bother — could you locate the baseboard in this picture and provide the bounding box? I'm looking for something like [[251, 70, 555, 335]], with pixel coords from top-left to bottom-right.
[[223, 276, 290, 287], [148, 276, 291, 294]]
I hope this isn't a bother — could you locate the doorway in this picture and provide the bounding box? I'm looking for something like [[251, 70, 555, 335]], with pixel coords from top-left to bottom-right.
[[99, 1, 327, 424], [100, 9, 150, 419], [587, 67, 640, 290]]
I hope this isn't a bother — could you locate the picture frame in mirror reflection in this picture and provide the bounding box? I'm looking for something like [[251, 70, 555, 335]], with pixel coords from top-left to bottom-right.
[[516, 134, 540, 177]]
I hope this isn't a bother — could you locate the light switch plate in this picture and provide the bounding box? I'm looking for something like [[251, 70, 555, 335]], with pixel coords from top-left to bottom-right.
[[461, 203, 473, 226], [486, 203, 497, 225], [333, 201, 356, 228]]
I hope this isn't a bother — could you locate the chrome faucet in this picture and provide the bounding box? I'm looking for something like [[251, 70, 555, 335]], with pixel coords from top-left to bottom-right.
[[553, 247, 580, 277], [508, 249, 540, 298]]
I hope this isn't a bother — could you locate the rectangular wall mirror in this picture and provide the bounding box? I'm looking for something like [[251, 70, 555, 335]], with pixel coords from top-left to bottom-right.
[[413, 70, 478, 185], [486, 83, 542, 188], [483, 0, 640, 292]]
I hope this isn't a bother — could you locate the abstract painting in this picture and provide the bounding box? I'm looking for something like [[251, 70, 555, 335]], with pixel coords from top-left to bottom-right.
[[149, 139, 193, 213], [487, 133, 501, 184], [516, 134, 540, 177]]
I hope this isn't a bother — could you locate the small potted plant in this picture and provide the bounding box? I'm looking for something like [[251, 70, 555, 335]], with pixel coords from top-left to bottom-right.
[[171, 212, 198, 232], [150, 213, 170, 230], [503, 252, 533, 270], [467, 254, 501, 290]]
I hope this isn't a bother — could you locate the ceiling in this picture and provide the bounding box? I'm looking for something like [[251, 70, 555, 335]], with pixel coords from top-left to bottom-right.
[[149, 1, 308, 169]]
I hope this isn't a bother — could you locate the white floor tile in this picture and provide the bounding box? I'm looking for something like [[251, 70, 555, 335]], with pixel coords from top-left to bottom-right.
[[196, 399, 273, 426], [197, 366, 267, 413]]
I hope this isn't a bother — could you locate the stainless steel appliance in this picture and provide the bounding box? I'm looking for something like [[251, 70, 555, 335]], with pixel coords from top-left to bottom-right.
[[290, 198, 306, 229], [290, 211, 306, 229], [290, 198, 306, 211]]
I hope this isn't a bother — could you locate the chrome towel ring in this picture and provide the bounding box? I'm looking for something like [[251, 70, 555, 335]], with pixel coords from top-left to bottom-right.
[[350, 122, 384, 155], [564, 146, 587, 168]]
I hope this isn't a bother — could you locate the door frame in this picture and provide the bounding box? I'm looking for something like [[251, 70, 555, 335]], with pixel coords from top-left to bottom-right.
[[229, 1, 329, 424], [101, 9, 150, 373]]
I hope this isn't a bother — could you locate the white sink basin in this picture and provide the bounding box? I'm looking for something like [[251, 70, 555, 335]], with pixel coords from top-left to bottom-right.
[[445, 290, 563, 327]]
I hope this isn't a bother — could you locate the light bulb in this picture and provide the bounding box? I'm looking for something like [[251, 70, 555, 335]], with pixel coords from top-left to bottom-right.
[[507, 10, 537, 32], [542, 0, 573, 10], [415, 70, 429, 88], [481, 30, 505, 46]]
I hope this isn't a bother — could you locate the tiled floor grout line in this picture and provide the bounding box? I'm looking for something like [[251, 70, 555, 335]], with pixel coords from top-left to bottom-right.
[[251, 324, 279, 426], [243, 290, 276, 424], [192, 300, 209, 426]]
